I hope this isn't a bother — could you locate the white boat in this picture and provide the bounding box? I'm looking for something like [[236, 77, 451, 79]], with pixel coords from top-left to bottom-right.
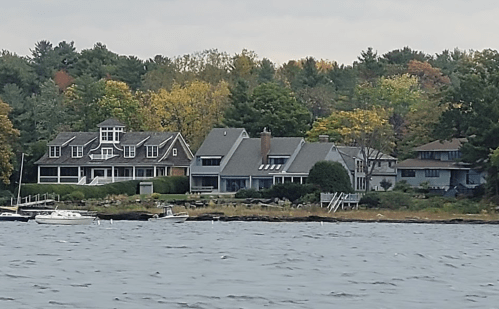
[[149, 205, 189, 223], [35, 209, 95, 225]]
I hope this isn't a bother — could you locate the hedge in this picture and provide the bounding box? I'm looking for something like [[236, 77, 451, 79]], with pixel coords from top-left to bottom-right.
[[21, 176, 189, 200]]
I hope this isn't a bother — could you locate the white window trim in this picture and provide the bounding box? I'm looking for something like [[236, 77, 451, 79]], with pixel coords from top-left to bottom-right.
[[172, 148, 177, 157], [49, 146, 60, 158], [147, 145, 158, 158], [102, 148, 113, 157], [124, 146, 136, 158], [72, 146, 83, 158]]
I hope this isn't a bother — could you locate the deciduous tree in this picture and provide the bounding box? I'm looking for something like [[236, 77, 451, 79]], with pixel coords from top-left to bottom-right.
[[307, 107, 395, 191], [0, 99, 19, 184], [152, 80, 230, 150]]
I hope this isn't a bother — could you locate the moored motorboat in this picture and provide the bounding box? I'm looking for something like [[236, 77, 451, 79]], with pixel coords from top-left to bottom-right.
[[0, 211, 30, 222], [35, 209, 95, 225], [149, 205, 189, 223]]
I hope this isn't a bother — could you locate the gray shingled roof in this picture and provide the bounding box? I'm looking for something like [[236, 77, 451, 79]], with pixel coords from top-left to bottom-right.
[[337, 146, 359, 171], [36, 131, 189, 166], [396, 158, 470, 170], [268, 137, 303, 155], [144, 132, 177, 146], [97, 118, 125, 127], [286, 143, 335, 173], [68, 132, 98, 146], [414, 138, 466, 151], [47, 133, 77, 146], [195, 128, 247, 156], [221, 137, 303, 176], [120, 132, 152, 145], [221, 139, 264, 176]]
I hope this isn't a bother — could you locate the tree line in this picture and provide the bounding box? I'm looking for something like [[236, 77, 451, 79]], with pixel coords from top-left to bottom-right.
[[0, 41, 498, 199]]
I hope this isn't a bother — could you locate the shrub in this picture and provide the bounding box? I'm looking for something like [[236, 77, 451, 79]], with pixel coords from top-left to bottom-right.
[[262, 183, 319, 202], [153, 176, 189, 194], [299, 191, 320, 204], [68, 191, 85, 201], [393, 180, 413, 193], [235, 188, 263, 198], [380, 178, 392, 191], [360, 192, 381, 208], [151, 192, 161, 199], [378, 191, 413, 209], [410, 196, 447, 211], [307, 161, 353, 193], [21, 176, 189, 200]]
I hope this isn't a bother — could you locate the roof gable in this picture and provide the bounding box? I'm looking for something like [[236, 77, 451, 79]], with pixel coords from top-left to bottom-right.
[[97, 118, 126, 127], [414, 138, 466, 152], [196, 128, 248, 156]]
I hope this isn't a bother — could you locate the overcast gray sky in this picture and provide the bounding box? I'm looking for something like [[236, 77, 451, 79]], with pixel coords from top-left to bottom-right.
[[2, 0, 498, 65]]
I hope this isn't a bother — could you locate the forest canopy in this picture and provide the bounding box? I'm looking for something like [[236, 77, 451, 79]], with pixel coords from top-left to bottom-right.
[[1, 41, 498, 196]]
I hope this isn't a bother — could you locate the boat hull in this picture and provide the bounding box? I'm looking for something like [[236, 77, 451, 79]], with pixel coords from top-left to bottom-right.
[[149, 215, 189, 223], [0, 214, 30, 222], [35, 217, 95, 225]]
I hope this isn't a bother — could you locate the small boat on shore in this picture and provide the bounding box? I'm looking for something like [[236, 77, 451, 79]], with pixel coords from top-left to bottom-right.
[[35, 209, 95, 225], [149, 205, 189, 223]]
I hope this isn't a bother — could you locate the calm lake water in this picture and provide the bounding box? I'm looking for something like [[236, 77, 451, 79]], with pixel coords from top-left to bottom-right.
[[0, 220, 498, 308]]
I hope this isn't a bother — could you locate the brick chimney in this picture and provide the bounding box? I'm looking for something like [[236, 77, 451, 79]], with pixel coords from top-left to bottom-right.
[[261, 128, 271, 164], [319, 135, 329, 143]]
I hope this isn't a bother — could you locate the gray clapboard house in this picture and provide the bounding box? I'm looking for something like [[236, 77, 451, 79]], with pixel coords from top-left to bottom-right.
[[396, 138, 485, 195], [35, 119, 193, 185], [190, 128, 395, 193], [336, 146, 397, 191]]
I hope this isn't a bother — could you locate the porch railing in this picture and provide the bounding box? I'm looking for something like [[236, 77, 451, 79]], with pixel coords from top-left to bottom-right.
[[89, 176, 154, 186]]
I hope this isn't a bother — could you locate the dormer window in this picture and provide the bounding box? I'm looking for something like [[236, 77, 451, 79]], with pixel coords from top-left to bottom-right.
[[147, 146, 158, 158], [102, 148, 113, 159], [124, 146, 135, 158], [268, 156, 288, 165], [114, 127, 123, 142], [101, 127, 113, 142], [49, 146, 60, 158], [72, 146, 83, 158], [101, 126, 122, 143], [200, 156, 221, 166]]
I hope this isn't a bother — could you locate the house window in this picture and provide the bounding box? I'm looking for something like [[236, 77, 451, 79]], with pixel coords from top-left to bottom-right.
[[356, 160, 364, 173], [202, 158, 221, 166], [72, 146, 83, 158], [49, 146, 60, 158], [147, 146, 158, 158], [421, 151, 441, 160], [425, 169, 440, 177], [101, 127, 114, 142], [173, 148, 178, 157], [389, 161, 393, 167], [269, 157, 288, 165], [124, 146, 135, 158], [356, 176, 366, 190], [448, 151, 461, 160], [226, 179, 247, 192], [401, 170, 416, 177], [102, 148, 113, 158]]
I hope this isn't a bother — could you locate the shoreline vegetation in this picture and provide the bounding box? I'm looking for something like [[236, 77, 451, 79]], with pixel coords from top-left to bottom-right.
[[55, 194, 499, 224]]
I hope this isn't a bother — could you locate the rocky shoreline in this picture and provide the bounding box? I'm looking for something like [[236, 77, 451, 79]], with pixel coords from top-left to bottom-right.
[[95, 211, 499, 224]]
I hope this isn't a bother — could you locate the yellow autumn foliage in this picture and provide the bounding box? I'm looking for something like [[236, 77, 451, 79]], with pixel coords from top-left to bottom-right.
[[0, 100, 19, 184], [151, 80, 230, 150]]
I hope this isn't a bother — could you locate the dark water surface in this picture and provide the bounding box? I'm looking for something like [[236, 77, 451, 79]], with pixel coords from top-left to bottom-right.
[[0, 221, 498, 308]]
